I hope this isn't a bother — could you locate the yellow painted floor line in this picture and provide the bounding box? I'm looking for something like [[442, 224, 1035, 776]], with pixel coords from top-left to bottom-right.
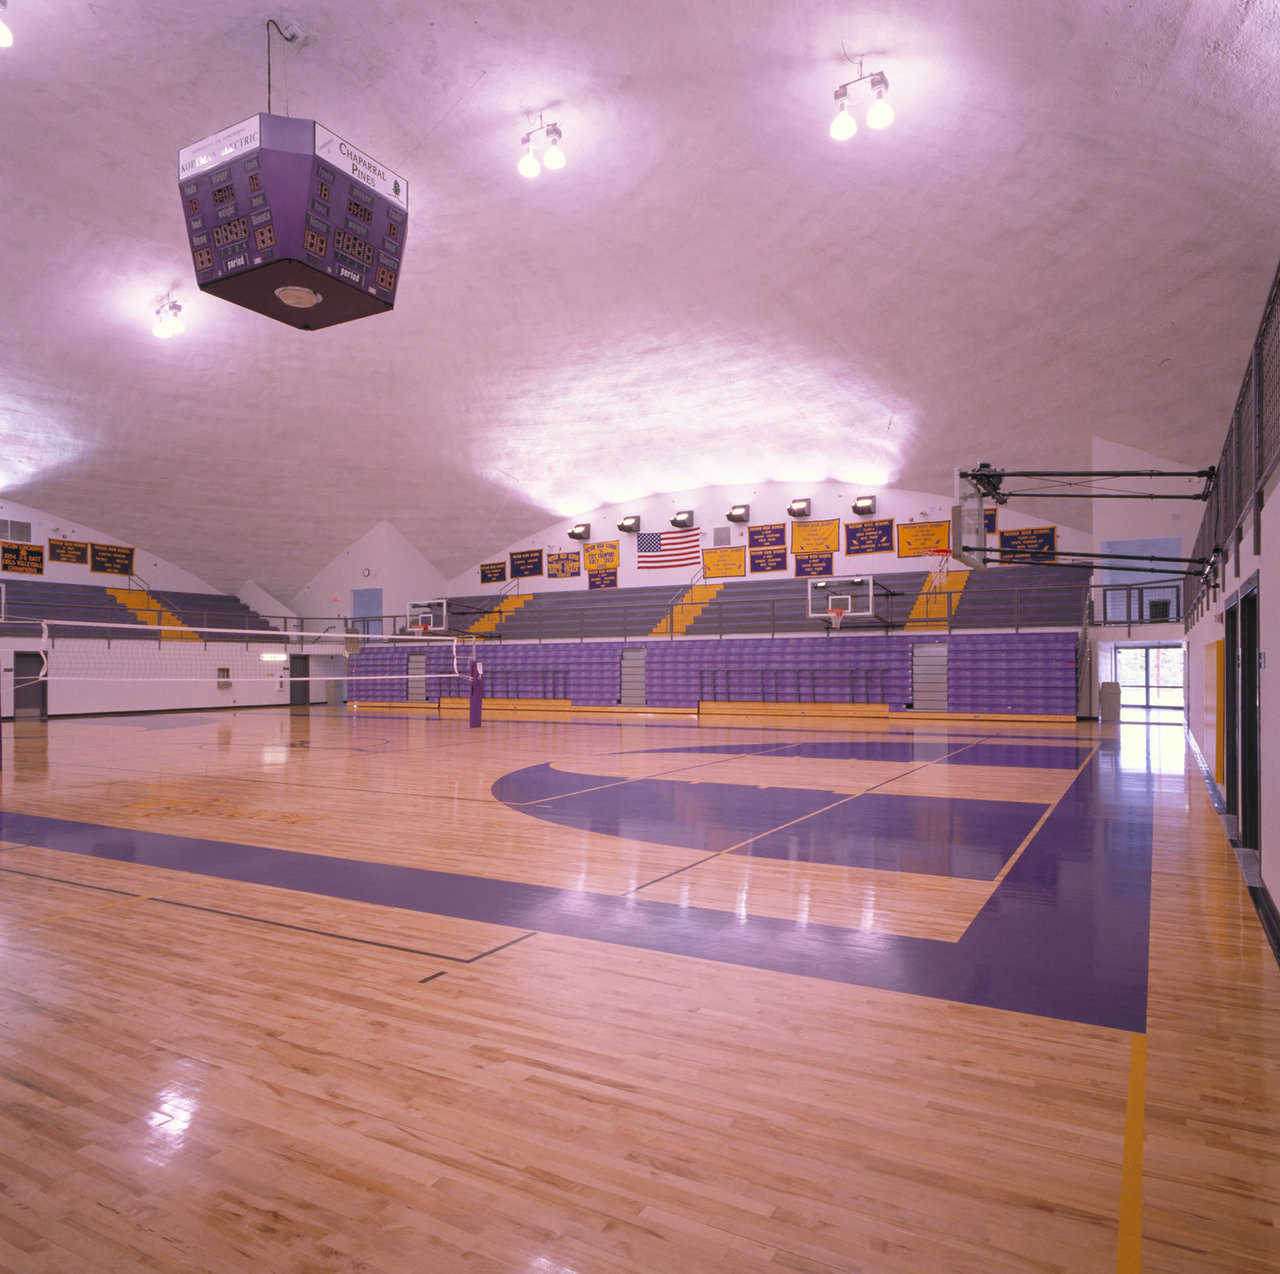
[[1117, 1031, 1147, 1272]]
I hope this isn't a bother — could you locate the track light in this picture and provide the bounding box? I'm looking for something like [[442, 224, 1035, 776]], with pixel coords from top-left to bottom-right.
[[830, 96, 857, 141], [0, 1, 12, 48], [152, 297, 185, 340], [726, 504, 750, 523], [543, 124, 566, 170], [787, 498, 811, 518], [567, 522, 590, 541], [617, 515, 641, 533], [830, 60, 894, 138], [852, 496, 877, 516], [669, 510, 695, 529], [518, 115, 565, 179], [517, 142, 540, 179], [866, 73, 895, 130]]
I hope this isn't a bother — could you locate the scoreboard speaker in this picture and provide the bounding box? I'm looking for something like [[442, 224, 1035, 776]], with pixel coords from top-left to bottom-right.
[[178, 113, 407, 331]]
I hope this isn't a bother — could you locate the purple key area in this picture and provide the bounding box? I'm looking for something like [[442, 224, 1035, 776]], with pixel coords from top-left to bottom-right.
[[494, 762, 1042, 878], [0, 735, 1150, 1032]]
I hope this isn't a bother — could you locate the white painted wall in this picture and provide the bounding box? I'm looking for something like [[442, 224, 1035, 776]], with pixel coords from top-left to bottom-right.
[[291, 520, 448, 627], [443, 479, 1094, 596], [1088, 436, 1199, 552], [0, 497, 220, 592]]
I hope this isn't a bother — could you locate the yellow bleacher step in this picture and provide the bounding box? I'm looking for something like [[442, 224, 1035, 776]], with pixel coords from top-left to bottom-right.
[[468, 592, 531, 635], [107, 587, 202, 641], [905, 569, 970, 631], [652, 581, 724, 636]]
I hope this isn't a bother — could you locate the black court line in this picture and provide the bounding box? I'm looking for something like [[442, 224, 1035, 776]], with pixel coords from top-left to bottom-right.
[[147, 896, 537, 965], [418, 971, 447, 984], [0, 864, 139, 897]]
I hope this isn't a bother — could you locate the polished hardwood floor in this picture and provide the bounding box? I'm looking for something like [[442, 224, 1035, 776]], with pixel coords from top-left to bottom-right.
[[0, 706, 1276, 1273]]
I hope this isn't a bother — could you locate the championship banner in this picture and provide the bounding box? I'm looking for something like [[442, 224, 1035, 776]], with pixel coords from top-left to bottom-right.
[[49, 538, 89, 565], [794, 551, 834, 577], [749, 546, 787, 573], [547, 550, 581, 578], [1, 542, 43, 575], [896, 521, 950, 557], [984, 507, 998, 534], [701, 546, 745, 578], [89, 542, 134, 575], [583, 540, 619, 571], [791, 518, 839, 553], [479, 561, 506, 584], [509, 548, 544, 579], [844, 518, 894, 555], [587, 566, 618, 590], [998, 526, 1057, 562], [748, 523, 785, 549]]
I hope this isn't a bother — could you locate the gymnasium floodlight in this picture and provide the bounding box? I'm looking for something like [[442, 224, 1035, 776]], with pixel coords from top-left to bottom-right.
[[617, 515, 641, 533], [669, 510, 695, 529], [852, 496, 877, 516], [787, 498, 812, 518], [567, 523, 590, 540], [725, 504, 750, 523]]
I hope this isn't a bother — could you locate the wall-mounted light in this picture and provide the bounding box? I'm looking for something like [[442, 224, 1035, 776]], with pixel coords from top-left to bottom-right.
[[259, 651, 288, 662], [852, 496, 877, 516], [787, 498, 811, 518], [567, 522, 590, 541], [726, 504, 750, 523], [152, 297, 185, 339], [669, 510, 695, 529], [830, 59, 894, 140], [617, 515, 641, 533], [0, 1, 13, 48], [518, 114, 566, 179]]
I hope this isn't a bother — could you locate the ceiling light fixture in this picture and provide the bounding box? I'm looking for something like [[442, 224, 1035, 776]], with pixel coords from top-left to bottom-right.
[[830, 58, 894, 139], [518, 113, 565, 179], [0, 1, 13, 48], [274, 284, 323, 309], [152, 297, 185, 340]]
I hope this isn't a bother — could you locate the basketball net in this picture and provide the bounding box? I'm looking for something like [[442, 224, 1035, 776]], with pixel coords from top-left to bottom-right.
[[826, 607, 846, 631], [926, 548, 952, 590]]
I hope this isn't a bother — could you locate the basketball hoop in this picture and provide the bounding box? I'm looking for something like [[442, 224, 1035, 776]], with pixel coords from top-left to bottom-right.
[[925, 547, 952, 588], [825, 607, 846, 632]]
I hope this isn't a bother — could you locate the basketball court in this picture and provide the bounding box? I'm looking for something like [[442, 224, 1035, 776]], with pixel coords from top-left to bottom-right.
[[2, 703, 1275, 1272]]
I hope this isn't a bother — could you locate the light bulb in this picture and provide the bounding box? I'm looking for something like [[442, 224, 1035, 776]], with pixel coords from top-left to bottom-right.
[[152, 306, 184, 339], [0, 18, 12, 48], [866, 92, 895, 130], [544, 140, 566, 170], [517, 145, 541, 179], [829, 102, 856, 141]]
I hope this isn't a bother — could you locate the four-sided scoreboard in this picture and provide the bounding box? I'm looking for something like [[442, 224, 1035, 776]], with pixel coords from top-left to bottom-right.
[[178, 113, 407, 330]]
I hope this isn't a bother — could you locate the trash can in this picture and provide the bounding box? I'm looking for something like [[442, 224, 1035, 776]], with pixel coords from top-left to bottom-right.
[[1099, 681, 1121, 723]]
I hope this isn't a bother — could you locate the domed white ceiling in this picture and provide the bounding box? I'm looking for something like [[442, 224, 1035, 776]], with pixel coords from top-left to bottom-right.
[[1, 0, 1276, 597]]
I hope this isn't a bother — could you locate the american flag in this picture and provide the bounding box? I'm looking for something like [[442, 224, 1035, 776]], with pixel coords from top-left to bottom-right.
[[636, 527, 702, 569]]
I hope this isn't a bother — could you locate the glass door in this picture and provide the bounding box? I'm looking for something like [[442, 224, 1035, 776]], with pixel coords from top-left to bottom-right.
[[1115, 645, 1184, 714]]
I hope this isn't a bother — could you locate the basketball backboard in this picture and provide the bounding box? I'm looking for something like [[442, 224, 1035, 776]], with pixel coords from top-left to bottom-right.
[[950, 471, 988, 570], [807, 576, 874, 620]]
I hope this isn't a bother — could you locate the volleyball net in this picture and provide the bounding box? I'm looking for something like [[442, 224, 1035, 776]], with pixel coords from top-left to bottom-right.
[[11, 619, 484, 701]]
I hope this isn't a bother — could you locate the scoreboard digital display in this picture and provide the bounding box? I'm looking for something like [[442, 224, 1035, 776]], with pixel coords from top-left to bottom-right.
[[178, 114, 408, 331]]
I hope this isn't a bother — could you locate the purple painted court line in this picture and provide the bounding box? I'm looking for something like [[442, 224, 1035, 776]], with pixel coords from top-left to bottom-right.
[[942, 743, 1095, 769], [733, 791, 1046, 879], [493, 763, 842, 852], [0, 739, 1150, 1032]]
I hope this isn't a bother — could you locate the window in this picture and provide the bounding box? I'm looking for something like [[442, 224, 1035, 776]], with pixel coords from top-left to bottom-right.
[[0, 520, 31, 542]]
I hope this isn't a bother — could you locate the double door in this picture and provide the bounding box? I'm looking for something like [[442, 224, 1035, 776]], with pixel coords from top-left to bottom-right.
[[1223, 585, 1260, 853]]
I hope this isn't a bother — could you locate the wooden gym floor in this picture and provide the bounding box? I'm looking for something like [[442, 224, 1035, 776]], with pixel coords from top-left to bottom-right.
[[0, 706, 1276, 1273]]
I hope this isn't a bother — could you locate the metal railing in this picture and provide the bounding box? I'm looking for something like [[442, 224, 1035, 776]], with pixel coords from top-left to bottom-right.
[[1185, 256, 1280, 623], [697, 667, 888, 703]]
